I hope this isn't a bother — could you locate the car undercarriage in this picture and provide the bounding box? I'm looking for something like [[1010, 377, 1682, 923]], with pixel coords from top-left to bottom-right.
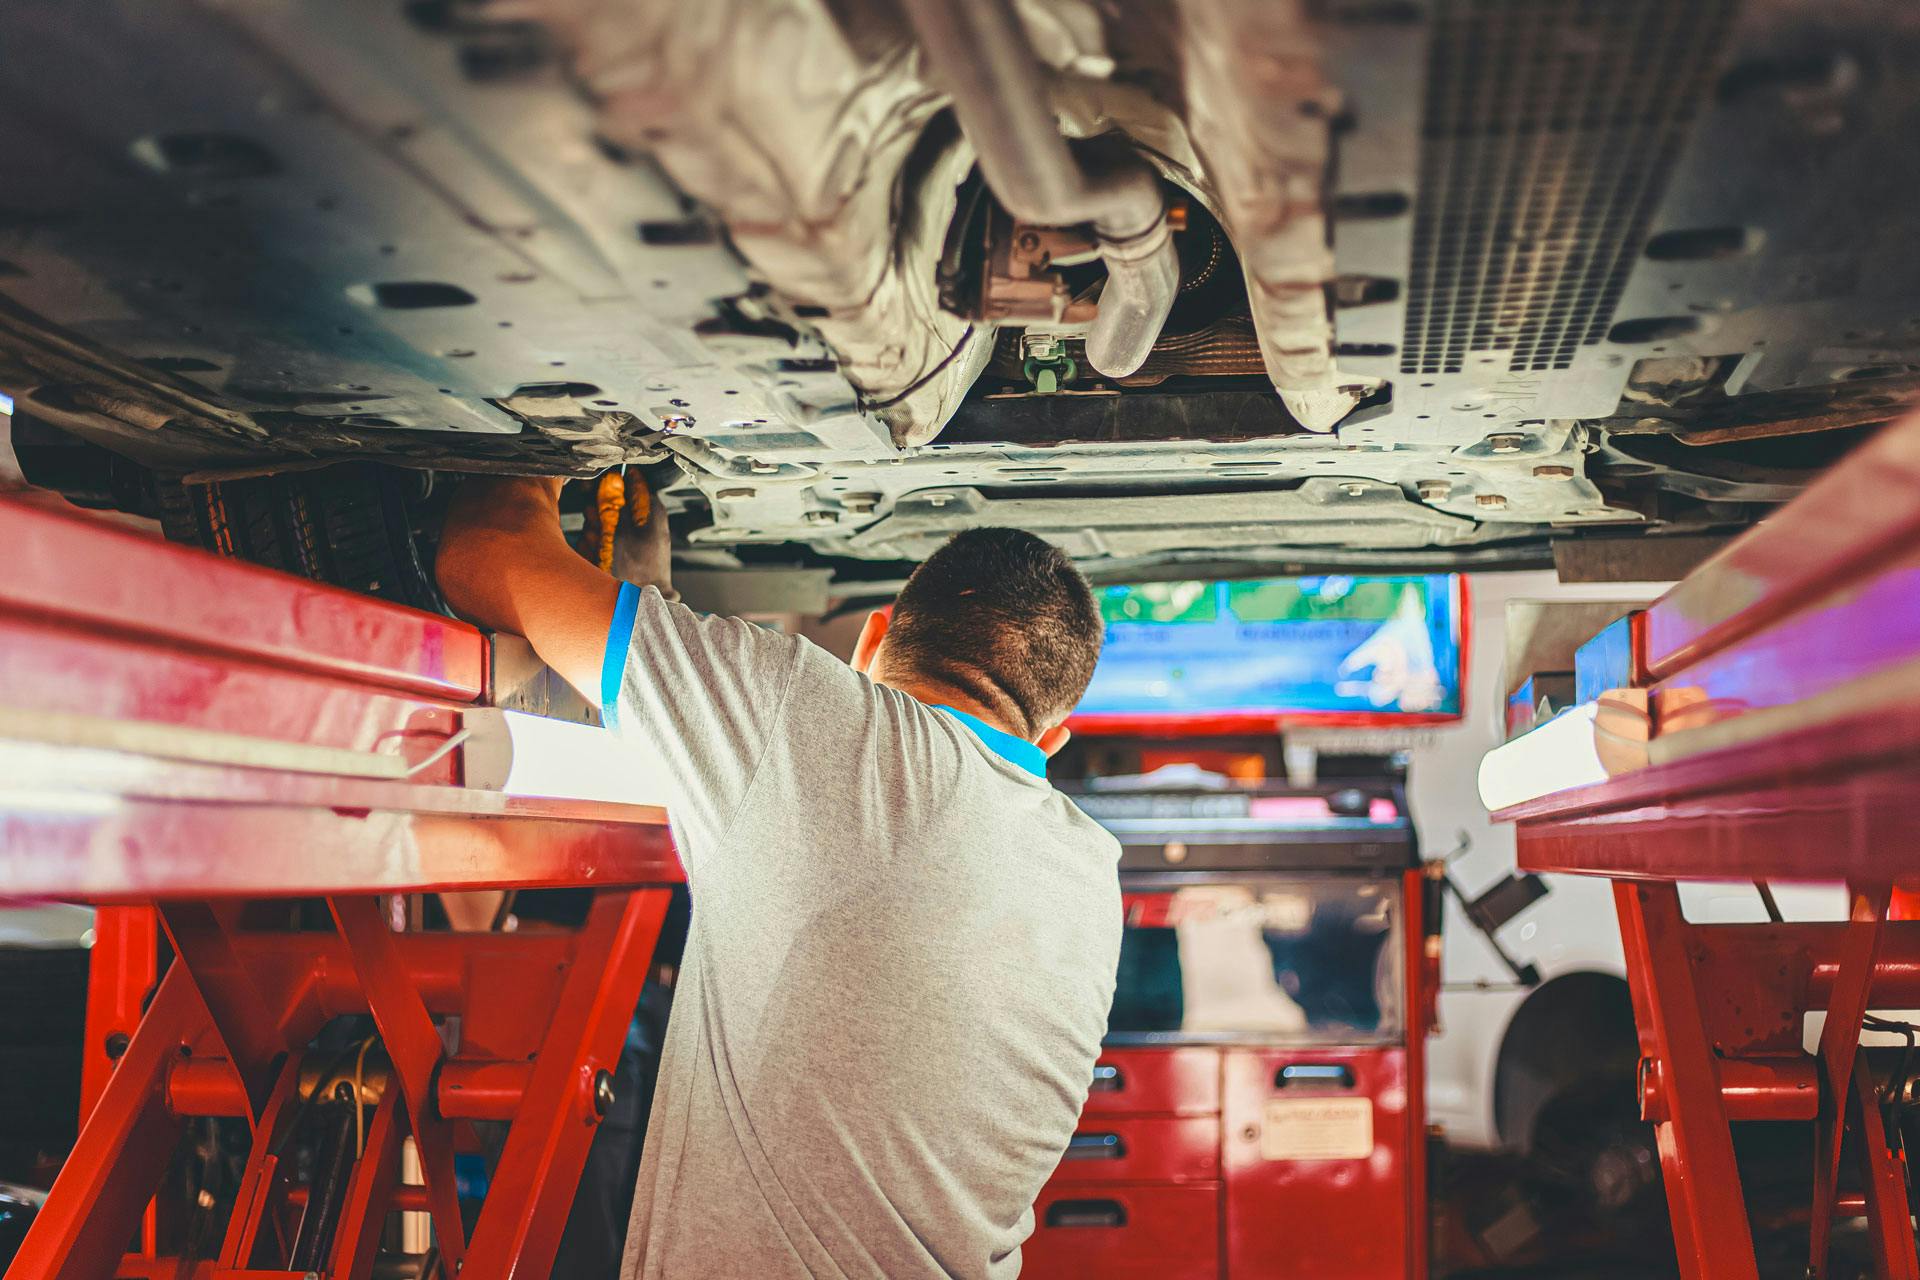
[[2, 0, 1918, 603]]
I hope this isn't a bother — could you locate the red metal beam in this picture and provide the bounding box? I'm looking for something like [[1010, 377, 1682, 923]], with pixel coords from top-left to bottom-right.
[[0, 616, 468, 766], [79, 906, 158, 1126], [167, 1056, 535, 1123], [11, 970, 197, 1280], [0, 756, 679, 900], [1510, 749, 1920, 883], [288, 1179, 429, 1216], [1808, 884, 1891, 1277], [1848, 1054, 1920, 1280], [1651, 549, 1920, 739], [230, 928, 575, 1022], [328, 895, 468, 1269], [0, 496, 485, 702], [1641, 1055, 1820, 1124], [157, 903, 290, 1122], [215, 1059, 304, 1269], [1643, 415, 1920, 681], [436, 1061, 537, 1121], [325, 1086, 405, 1280], [1615, 883, 1760, 1280], [465, 889, 670, 1278], [1695, 923, 1920, 1005]]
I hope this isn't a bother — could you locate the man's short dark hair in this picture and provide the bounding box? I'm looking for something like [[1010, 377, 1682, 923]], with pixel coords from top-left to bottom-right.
[[881, 528, 1103, 737]]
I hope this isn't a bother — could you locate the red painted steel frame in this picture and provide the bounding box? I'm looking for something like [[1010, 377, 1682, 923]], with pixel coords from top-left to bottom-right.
[[0, 498, 485, 702], [1492, 415, 1920, 1278], [1616, 884, 1759, 1279], [79, 907, 159, 1123], [0, 495, 685, 1279]]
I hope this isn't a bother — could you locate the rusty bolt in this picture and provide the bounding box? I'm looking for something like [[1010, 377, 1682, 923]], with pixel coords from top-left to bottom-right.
[[1533, 464, 1575, 480], [1416, 479, 1452, 502], [1476, 493, 1510, 510], [1487, 433, 1526, 454]]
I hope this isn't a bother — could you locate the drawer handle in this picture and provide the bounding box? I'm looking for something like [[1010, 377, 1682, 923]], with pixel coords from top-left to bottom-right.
[[1064, 1132, 1127, 1160], [1046, 1199, 1128, 1229], [1089, 1063, 1125, 1093], [1277, 1063, 1355, 1088]]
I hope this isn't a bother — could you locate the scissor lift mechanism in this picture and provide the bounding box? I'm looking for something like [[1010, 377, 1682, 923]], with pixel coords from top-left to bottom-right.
[[1493, 412, 1920, 1278], [0, 496, 684, 1279]]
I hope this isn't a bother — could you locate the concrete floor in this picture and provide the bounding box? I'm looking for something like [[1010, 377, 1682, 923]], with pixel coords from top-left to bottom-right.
[[1431, 1147, 1678, 1279], [1434, 1126, 1905, 1280]]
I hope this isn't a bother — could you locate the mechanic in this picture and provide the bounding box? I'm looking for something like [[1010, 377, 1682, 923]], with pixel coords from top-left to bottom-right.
[[435, 476, 1123, 1280]]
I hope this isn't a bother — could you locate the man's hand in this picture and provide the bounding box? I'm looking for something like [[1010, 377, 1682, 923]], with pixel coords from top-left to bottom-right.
[[437, 475, 623, 703], [609, 477, 678, 598]]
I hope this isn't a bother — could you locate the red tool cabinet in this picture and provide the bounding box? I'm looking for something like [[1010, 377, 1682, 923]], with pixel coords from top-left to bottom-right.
[[1022, 782, 1436, 1279]]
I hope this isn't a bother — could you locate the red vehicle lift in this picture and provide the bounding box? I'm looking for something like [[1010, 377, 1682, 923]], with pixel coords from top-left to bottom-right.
[[1492, 411, 1920, 1277], [0, 496, 683, 1279]]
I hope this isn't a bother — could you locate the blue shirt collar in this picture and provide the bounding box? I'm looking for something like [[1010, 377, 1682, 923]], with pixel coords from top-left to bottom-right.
[[933, 705, 1048, 779]]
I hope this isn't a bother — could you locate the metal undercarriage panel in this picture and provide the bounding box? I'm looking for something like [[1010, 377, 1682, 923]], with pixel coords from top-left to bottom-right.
[[1, 0, 1917, 581]]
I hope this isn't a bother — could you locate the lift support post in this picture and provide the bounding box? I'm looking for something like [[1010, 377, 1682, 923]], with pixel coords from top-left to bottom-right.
[[0, 496, 684, 1280], [1493, 411, 1920, 1278]]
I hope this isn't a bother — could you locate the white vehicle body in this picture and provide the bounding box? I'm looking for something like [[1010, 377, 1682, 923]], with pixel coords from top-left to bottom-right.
[[1414, 569, 1845, 1151]]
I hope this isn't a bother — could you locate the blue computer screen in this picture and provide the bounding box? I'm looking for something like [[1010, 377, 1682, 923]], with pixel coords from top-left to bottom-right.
[[1077, 575, 1465, 719]]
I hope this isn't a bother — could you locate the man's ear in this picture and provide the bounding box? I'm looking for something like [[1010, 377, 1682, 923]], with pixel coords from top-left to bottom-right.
[[1037, 722, 1072, 757], [852, 610, 889, 676]]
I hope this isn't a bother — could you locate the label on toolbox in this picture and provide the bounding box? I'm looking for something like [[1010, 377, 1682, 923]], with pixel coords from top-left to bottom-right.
[[1260, 1097, 1373, 1160]]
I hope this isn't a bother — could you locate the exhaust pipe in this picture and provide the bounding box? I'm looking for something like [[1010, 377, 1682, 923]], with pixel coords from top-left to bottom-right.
[[899, 0, 1178, 378]]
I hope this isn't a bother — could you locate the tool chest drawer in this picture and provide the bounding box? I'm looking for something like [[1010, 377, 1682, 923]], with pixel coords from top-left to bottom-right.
[[1082, 1046, 1220, 1116], [1045, 1115, 1221, 1184], [1021, 1183, 1222, 1280]]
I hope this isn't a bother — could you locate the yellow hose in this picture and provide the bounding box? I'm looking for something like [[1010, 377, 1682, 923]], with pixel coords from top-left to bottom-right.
[[628, 475, 651, 529], [595, 471, 625, 572]]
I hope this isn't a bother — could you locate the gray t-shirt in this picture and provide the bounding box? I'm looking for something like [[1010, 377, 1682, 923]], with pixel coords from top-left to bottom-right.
[[601, 586, 1122, 1280]]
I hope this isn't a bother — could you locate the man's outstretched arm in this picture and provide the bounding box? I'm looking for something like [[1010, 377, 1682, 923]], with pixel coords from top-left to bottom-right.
[[442, 473, 805, 853], [436, 475, 621, 702]]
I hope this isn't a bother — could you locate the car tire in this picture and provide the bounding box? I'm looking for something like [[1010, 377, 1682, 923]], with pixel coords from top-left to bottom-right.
[[156, 464, 448, 613], [1527, 1078, 1663, 1223]]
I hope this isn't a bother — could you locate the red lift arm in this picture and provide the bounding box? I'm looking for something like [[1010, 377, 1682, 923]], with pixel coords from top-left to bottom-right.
[[0, 496, 684, 1279], [1493, 412, 1920, 1279]]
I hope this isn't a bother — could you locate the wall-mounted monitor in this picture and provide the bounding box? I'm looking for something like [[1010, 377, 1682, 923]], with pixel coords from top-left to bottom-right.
[[1072, 575, 1467, 734]]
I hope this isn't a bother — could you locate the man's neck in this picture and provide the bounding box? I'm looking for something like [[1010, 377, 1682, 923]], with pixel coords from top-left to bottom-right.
[[885, 676, 1029, 743]]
